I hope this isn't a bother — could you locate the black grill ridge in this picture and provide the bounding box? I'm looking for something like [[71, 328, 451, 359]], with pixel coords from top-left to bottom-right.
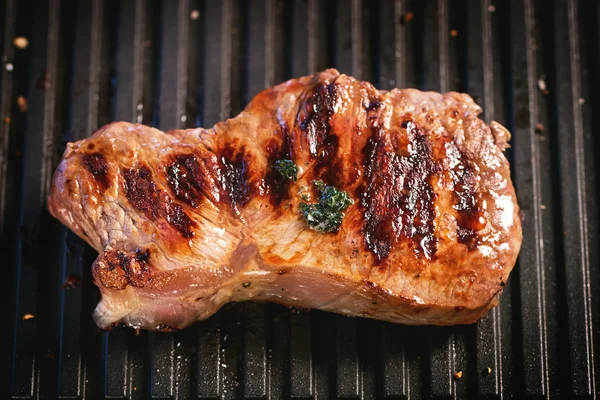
[[2, 0, 599, 398]]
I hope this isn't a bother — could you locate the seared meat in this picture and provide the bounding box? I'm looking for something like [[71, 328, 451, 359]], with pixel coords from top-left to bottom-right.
[[48, 69, 522, 330]]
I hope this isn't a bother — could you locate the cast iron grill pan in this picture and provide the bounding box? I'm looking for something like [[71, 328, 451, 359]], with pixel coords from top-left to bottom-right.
[[1, 0, 599, 398]]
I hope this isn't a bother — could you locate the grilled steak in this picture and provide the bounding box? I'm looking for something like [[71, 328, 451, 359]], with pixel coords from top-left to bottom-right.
[[48, 69, 522, 330]]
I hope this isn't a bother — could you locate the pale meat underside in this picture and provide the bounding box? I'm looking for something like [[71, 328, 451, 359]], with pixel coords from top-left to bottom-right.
[[47, 69, 522, 330]]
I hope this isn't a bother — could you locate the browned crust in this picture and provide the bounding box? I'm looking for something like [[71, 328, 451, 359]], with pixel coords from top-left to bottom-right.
[[92, 247, 175, 290]]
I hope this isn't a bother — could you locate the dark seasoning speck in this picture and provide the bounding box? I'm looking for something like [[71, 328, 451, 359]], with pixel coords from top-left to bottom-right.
[[62, 274, 81, 289]]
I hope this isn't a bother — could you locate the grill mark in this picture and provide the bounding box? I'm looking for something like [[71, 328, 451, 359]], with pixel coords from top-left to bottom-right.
[[220, 146, 252, 207], [124, 167, 160, 219], [166, 154, 205, 207], [300, 82, 338, 159], [263, 138, 291, 206], [313, 135, 339, 185], [124, 165, 196, 237], [164, 201, 195, 238], [362, 121, 439, 263], [279, 119, 294, 160], [83, 153, 109, 189], [452, 159, 484, 249], [353, 97, 383, 191]]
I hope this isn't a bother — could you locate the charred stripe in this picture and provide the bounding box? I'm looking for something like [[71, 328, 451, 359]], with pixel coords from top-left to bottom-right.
[[83, 153, 110, 189]]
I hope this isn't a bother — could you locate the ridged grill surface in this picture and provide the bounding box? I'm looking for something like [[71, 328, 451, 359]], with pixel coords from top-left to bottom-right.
[[2, 0, 599, 398]]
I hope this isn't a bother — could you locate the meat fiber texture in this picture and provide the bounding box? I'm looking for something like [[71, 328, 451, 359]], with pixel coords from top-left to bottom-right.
[[48, 69, 522, 331]]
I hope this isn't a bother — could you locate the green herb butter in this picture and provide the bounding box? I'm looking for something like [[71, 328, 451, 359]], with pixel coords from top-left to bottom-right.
[[273, 159, 298, 181], [300, 180, 353, 233]]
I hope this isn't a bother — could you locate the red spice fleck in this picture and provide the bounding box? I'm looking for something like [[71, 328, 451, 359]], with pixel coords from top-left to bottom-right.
[[62, 274, 82, 289]]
